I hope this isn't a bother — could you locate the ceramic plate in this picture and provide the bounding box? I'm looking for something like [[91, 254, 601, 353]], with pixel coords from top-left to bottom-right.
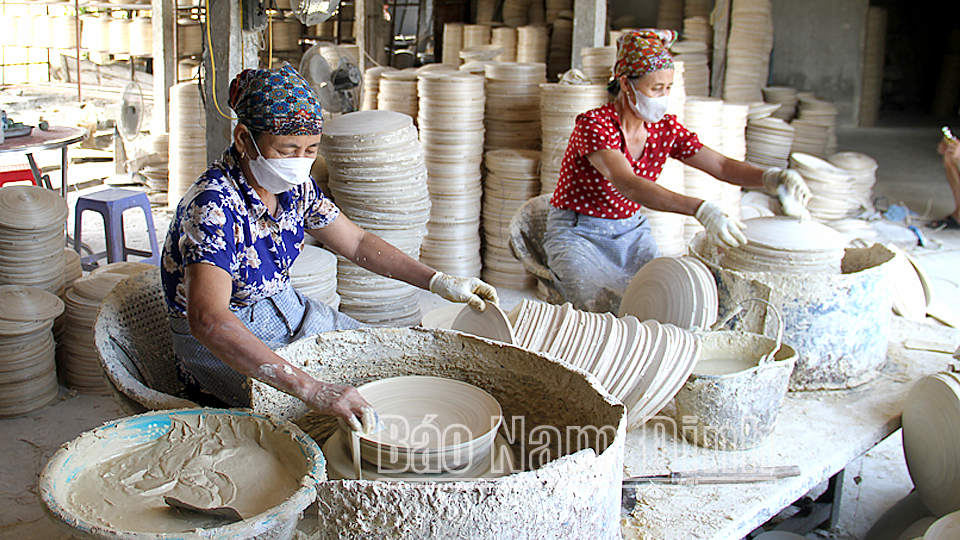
[[450, 303, 515, 344]]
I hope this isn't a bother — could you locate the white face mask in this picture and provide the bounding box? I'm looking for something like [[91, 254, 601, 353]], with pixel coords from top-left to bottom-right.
[[627, 82, 669, 124], [246, 135, 315, 194]]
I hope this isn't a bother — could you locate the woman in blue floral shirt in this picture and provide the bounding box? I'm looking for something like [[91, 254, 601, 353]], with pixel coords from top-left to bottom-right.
[[161, 65, 498, 434]]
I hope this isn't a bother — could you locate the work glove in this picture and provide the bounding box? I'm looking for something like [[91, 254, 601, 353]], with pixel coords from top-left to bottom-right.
[[695, 201, 747, 249], [428, 272, 500, 312], [762, 167, 812, 219]]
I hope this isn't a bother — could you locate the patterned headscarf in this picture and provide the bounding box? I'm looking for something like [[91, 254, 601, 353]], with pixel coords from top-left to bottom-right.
[[614, 29, 678, 80], [228, 64, 323, 136]]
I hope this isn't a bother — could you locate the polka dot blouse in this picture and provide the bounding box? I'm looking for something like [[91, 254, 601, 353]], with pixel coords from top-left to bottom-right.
[[550, 103, 703, 219]]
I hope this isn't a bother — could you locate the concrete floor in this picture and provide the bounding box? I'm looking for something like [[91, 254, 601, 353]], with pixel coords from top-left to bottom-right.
[[1, 100, 959, 539]]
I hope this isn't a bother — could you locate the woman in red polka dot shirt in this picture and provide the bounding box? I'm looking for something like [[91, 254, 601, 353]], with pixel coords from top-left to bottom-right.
[[543, 29, 811, 313]]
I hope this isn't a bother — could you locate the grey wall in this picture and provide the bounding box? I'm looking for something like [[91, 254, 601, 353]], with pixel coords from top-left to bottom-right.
[[769, 0, 869, 126], [607, 0, 659, 32]]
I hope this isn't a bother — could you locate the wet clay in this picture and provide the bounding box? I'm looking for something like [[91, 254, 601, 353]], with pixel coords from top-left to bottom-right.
[[67, 414, 301, 533]]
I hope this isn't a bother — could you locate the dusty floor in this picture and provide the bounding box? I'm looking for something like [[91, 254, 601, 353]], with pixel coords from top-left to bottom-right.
[[0, 86, 958, 539]]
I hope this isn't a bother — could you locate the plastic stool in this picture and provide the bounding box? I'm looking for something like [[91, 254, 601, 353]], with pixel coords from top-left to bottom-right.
[[0, 164, 37, 187], [74, 188, 160, 270]]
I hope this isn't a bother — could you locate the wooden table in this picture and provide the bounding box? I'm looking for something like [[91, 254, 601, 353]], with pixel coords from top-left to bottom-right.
[[0, 126, 87, 199], [620, 319, 958, 539]]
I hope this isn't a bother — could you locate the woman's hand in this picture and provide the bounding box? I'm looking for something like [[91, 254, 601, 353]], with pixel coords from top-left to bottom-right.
[[695, 201, 747, 248], [305, 380, 381, 434], [940, 138, 960, 160], [762, 167, 812, 219], [428, 272, 500, 311]]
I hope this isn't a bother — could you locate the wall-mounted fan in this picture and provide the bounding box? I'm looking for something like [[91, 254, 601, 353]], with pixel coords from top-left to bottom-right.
[[299, 43, 362, 115]]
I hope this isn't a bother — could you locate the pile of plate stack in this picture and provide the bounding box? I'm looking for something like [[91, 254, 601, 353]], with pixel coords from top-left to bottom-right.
[[580, 46, 616, 85], [828, 151, 879, 214], [545, 0, 572, 24], [721, 102, 749, 219], [484, 62, 545, 151], [762, 86, 798, 121], [641, 158, 686, 257], [502, 0, 529, 27], [0, 186, 68, 296], [377, 69, 419, 123], [290, 245, 339, 309], [168, 81, 207, 209], [81, 15, 110, 53], [128, 17, 152, 56], [789, 153, 859, 221], [321, 111, 430, 327], [108, 17, 131, 55], [491, 27, 518, 62], [481, 149, 541, 289], [720, 216, 846, 274], [547, 13, 573, 81], [442, 23, 464, 65], [177, 18, 203, 58], [656, 0, 683, 31], [0, 285, 64, 417], [476, 0, 496, 24], [33, 16, 52, 49], [745, 116, 794, 168], [509, 299, 702, 428], [682, 97, 724, 244], [539, 82, 608, 194], [670, 41, 710, 97], [791, 96, 838, 158], [137, 132, 169, 205], [859, 6, 887, 127], [418, 72, 486, 278], [722, 0, 773, 103], [268, 14, 303, 52], [462, 24, 491, 49], [681, 16, 711, 48], [516, 25, 549, 63], [360, 66, 395, 111], [52, 16, 78, 50]]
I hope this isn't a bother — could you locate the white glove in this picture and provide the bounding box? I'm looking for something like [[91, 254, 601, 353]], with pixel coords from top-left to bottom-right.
[[762, 167, 812, 219], [428, 272, 500, 312], [695, 201, 747, 249]]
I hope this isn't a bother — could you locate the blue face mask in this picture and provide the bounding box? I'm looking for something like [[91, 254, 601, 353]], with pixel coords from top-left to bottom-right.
[[628, 82, 669, 123]]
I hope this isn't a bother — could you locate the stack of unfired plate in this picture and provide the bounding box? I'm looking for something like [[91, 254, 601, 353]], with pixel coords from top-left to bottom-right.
[[791, 95, 838, 157], [482, 149, 541, 289], [828, 151, 879, 215], [128, 17, 152, 56], [418, 72, 486, 277], [539, 82, 609, 194], [0, 186, 68, 296], [462, 24, 491, 49], [0, 285, 63, 417], [177, 18, 203, 57], [491, 27, 518, 62], [168, 81, 207, 209], [321, 111, 430, 327], [618, 256, 718, 330], [290, 244, 339, 309], [580, 46, 616, 85], [516, 25, 549, 64], [762, 86, 798, 121], [508, 299, 702, 428], [721, 101, 749, 219], [377, 68, 419, 124], [640, 158, 686, 257], [681, 16, 711, 47], [108, 18, 131, 55], [719, 216, 846, 274], [745, 116, 794, 168], [671, 41, 710, 97], [789, 152, 857, 221], [722, 0, 773, 103], [484, 61, 545, 151], [683, 97, 724, 244], [360, 66, 395, 111], [137, 132, 169, 204], [442, 22, 464, 65]]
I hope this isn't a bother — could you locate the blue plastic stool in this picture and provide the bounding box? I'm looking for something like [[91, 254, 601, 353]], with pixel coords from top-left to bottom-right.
[[74, 188, 160, 270]]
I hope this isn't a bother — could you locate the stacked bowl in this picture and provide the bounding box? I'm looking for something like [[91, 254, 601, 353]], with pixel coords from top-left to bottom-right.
[[640, 158, 686, 257], [360, 66, 395, 111], [482, 149, 541, 289], [721, 101, 750, 219], [516, 25, 549, 64], [0, 186, 68, 297], [792, 95, 838, 158], [670, 40, 710, 97], [579, 46, 616, 85], [722, 0, 773, 103], [828, 151, 879, 215], [0, 285, 63, 417], [745, 116, 795, 168], [538, 82, 609, 194], [377, 69, 419, 123], [762, 86, 799, 121], [788, 152, 858, 221], [484, 62, 545, 151], [321, 111, 431, 327], [418, 72, 486, 277], [491, 27, 518, 62], [683, 97, 724, 243], [441, 22, 464, 65]]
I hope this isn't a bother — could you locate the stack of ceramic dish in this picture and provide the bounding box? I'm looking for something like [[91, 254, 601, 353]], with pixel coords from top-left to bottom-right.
[[721, 101, 749, 219], [859, 7, 887, 127], [82, 15, 112, 53], [177, 18, 203, 57], [681, 16, 711, 47], [683, 97, 724, 244], [128, 17, 152, 56], [377, 68, 419, 123], [745, 116, 795, 168], [747, 101, 782, 121], [545, 0, 572, 24], [491, 27, 518, 62], [268, 14, 303, 51], [484, 61, 545, 151], [482, 149, 541, 289], [670, 41, 710, 97], [656, 0, 683, 31], [791, 96, 838, 157], [137, 132, 169, 204], [762, 86, 798, 121], [665, 59, 687, 124], [502, 0, 528, 27], [459, 44, 503, 64], [719, 216, 847, 274], [579, 46, 616, 85], [442, 22, 464, 65], [516, 25, 549, 64], [462, 24, 491, 49], [33, 15, 52, 49], [108, 18, 131, 55], [324, 375, 512, 481], [789, 152, 858, 221], [52, 16, 78, 50], [168, 81, 207, 209], [903, 372, 960, 520], [547, 15, 573, 81], [0, 186, 68, 296], [321, 111, 430, 327], [360, 66, 395, 111], [539, 82, 609, 194], [618, 256, 718, 329], [418, 72, 486, 277], [290, 245, 339, 309], [828, 151, 879, 214], [722, 0, 773, 103], [0, 285, 64, 417], [508, 299, 702, 427], [640, 155, 687, 257]]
